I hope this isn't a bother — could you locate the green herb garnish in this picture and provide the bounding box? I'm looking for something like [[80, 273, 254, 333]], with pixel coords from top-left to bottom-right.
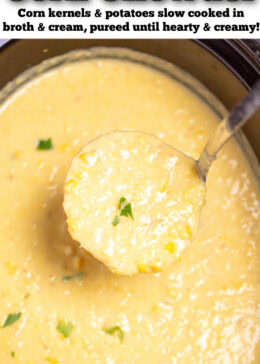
[[119, 197, 126, 210], [104, 325, 124, 343], [120, 203, 134, 220], [56, 319, 74, 338], [2, 312, 22, 328], [37, 138, 53, 150], [11, 351, 15, 358], [118, 197, 134, 220], [62, 272, 83, 282], [112, 215, 120, 227], [113, 197, 134, 226]]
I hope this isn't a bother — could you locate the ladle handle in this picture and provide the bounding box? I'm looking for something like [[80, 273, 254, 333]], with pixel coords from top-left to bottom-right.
[[197, 79, 260, 181]]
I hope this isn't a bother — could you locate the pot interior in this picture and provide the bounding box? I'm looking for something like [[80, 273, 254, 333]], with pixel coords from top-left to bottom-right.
[[0, 39, 259, 161]]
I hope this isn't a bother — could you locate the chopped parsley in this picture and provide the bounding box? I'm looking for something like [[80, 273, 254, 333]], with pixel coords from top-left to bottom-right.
[[11, 351, 15, 358], [36, 138, 53, 150], [56, 319, 74, 338], [118, 197, 126, 210], [2, 312, 22, 328], [120, 202, 134, 219], [104, 325, 124, 343], [62, 272, 83, 282], [112, 215, 120, 227], [112, 197, 134, 227]]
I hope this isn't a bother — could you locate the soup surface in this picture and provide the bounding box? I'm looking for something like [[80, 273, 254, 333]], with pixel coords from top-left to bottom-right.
[[64, 131, 206, 275], [0, 56, 259, 363]]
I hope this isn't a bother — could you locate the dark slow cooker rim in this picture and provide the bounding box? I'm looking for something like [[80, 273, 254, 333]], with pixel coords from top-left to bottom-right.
[[0, 39, 259, 92], [196, 39, 260, 90]]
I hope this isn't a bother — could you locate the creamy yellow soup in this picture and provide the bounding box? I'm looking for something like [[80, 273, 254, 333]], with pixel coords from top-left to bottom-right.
[[0, 56, 259, 363], [64, 131, 206, 275]]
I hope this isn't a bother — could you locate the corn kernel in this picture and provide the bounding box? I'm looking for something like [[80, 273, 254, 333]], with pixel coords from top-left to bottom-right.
[[5, 261, 18, 275], [233, 281, 243, 290], [79, 151, 96, 164], [66, 218, 80, 232], [160, 178, 168, 193], [37, 160, 44, 169], [137, 136, 145, 144], [150, 264, 162, 272], [59, 143, 70, 153], [137, 263, 147, 273], [151, 304, 158, 313], [178, 225, 193, 240], [64, 179, 77, 193], [14, 150, 21, 159], [73, 171, 87, 181], [165, 242, 175, 254], [100, 250, 109, 259], [185, 225, 192, 239], [79, 153, 88, 163], [46, 358, 59, 364]]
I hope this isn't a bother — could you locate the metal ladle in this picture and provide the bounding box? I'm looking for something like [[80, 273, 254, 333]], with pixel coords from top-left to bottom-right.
[[197, 79, 260, 181], [64, 80, 260, 275]]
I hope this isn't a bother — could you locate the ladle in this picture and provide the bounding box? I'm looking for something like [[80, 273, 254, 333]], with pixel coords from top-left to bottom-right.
[[197, 79, 260, 181], [63, 80, 260, 275]]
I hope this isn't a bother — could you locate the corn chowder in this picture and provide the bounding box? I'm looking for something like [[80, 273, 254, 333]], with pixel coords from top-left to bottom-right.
[[0, 56, 259, 363], [64, 131, 205, 275]]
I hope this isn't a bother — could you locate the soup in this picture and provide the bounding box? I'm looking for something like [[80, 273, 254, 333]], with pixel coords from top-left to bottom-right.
[[0, 53, 259, 363], [63, 130, 206, 275]]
